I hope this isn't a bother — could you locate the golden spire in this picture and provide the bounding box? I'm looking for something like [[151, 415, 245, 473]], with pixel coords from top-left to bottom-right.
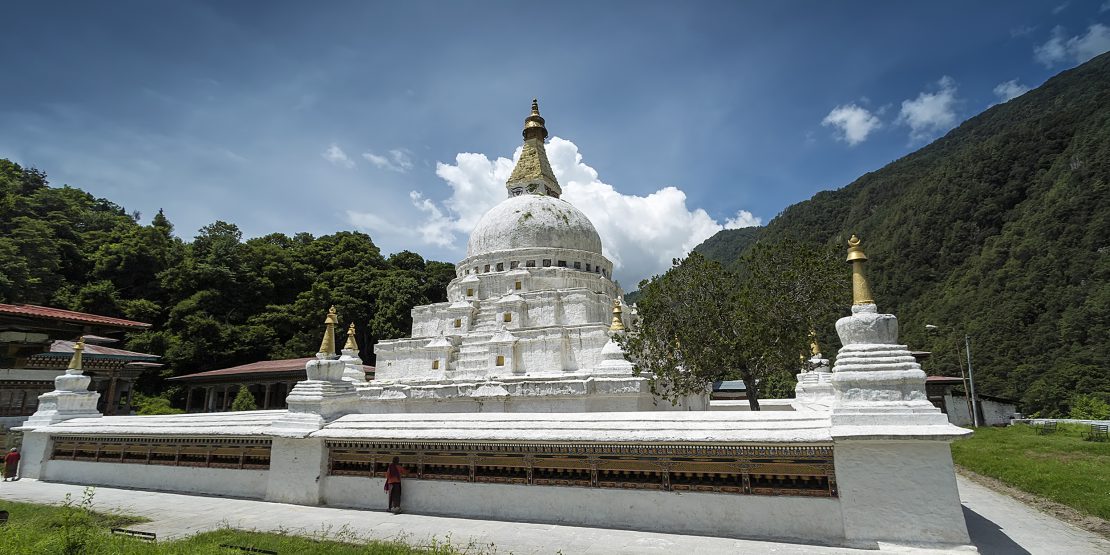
[[506, 98, 561, 198], [809, 330, 821, 357], [67, 339, 85, 371], [318, 306, 338, 356], [522, 98, 548, 141], [846, 235, 875, 305], [344, 322, 359, 351], [610, 299, 626, 332]]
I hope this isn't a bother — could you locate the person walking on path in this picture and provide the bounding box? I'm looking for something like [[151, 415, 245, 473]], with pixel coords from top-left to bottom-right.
[[3, 447, 19, 481], [385, 456, 408, 513]]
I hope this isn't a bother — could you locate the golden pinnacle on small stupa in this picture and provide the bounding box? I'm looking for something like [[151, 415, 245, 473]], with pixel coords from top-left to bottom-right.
[[67, 338, 85, 371], [319, 306, 338, 356], [809, 330, 821, 357], [846, 235, 875, 305], [610, 299, 626, 332], [344, 322, 359, 351]]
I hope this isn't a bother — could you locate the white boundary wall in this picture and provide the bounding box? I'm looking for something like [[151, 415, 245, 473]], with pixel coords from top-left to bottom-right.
[[322, 475, 845, 544]]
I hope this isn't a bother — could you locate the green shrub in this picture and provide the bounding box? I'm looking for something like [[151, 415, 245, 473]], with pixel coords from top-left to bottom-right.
[[230, 386, 258, 411], [1068, 394, 1110, 420], [133, 394, 183, 415]]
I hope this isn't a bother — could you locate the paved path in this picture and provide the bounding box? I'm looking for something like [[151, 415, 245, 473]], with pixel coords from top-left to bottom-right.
[[1, 477, 1107, 554]]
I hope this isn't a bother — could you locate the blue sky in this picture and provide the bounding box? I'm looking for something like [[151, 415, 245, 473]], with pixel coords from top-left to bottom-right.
[[2, 1, 1108, 285]]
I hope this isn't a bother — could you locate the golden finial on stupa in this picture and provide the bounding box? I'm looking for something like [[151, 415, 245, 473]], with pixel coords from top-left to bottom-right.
[[318, 306, 338, 356], [809, 330, 821, 357], [344, 322, 359, 351], [846, 235, 875, 305], [67, 339, 85, 371], [523, 98, 548, 141], [610, 299, 626, 332]]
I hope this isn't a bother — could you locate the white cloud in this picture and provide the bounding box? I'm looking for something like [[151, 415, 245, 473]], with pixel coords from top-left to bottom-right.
[[1052, 2, 1069, 15], [993, 79, 1031, 102], [386, 137, 758, 284], [1035, 24, 1110, 67], [821, 104, 882, 146], [723, 210, 762, 229], [362, 149, 414, 172], [1103, 0, 1110, 12], [322, 144, 354, 168], [897, 76, 960, 143]]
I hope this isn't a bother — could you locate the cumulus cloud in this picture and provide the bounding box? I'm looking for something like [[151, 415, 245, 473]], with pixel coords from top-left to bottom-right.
[[821, 104, 882, 146], [1035, 24, 1110, 67], [322, 144, 354, 168], [380, 137, 758, 284], [993, 79, 1031, 102], [362, 149, 414, 172], [723, 210, 762, 229], [897, 76, 960, 143]]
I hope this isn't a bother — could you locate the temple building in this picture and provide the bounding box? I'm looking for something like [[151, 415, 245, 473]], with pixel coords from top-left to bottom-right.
[[369, 99, 702, 412], [15, 101, 975, 551], [0, 303, 157, 426]]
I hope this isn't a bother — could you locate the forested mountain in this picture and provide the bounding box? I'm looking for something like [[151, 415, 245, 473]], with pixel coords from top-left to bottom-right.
[[0, 160, 454, 392], [694, 52, 1110, 417]]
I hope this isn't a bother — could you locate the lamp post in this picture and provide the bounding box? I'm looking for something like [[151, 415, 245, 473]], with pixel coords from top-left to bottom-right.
[[964, 334, 980, 428], [925, 324, 979, 427]]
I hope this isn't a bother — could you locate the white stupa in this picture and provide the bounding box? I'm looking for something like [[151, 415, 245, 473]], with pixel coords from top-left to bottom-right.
[[369, 100, 704, 412]]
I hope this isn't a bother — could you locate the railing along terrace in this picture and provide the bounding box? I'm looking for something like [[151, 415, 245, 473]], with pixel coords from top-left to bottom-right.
[[49, 436, 272, 470], [326, 440, 837, 497]]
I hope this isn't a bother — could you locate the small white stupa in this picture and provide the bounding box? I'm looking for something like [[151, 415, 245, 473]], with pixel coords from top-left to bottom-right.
[[22, 339, 102, 428]]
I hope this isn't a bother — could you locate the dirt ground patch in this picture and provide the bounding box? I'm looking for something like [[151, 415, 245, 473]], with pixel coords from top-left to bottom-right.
[[957, 466, 1110, 540]]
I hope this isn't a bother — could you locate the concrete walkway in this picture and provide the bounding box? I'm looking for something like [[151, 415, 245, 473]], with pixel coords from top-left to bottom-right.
[[1, 477, 1107, 554]]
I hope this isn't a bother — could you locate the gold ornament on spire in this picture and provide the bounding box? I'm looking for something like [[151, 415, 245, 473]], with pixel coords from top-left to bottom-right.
[[522, 98, 548, 141], [67, 339, 85, 371], [610, 299, 626, 332], [809, 330, 821, 357], [344, 322, 359, 351], [846, 235, 875, 305], [318, 306, 338, 356]]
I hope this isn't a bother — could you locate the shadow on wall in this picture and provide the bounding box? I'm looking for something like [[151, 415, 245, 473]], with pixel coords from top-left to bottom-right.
[[962, 506, 1031, 555]]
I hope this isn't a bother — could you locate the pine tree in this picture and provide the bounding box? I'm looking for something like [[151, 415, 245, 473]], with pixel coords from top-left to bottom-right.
[[230, 386, 258, 411]]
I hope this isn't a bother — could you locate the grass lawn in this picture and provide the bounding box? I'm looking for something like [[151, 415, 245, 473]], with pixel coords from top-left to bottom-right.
[[0, 490, 485, 554], [951, 423, 1110, 519]]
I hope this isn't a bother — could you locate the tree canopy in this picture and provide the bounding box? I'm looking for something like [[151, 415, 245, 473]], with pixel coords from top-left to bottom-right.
[[0, 159, 453, 405], [622, 241, 846, 409]]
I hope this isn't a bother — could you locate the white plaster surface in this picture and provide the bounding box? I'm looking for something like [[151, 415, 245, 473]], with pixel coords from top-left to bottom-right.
[[323, 475, 846, 544], [835, 440, 970, 547], [312, 411, 833, 443], [40, 460, 268, 499], [466, 194, 602, 258], [28, 410, 286, 436], [265, 436, 326, 505], [5, 477, 1107, 553]]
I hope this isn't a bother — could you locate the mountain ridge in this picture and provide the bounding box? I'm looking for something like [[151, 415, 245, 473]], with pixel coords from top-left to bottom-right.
[[693, 52, 1110, 416]]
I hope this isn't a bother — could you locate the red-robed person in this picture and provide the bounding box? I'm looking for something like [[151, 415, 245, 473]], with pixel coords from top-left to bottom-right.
[[3, 447, 19, 481], [384, 456, 408, 513]]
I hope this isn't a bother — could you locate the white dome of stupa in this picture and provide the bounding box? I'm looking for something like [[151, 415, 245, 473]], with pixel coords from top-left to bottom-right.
[[466, 194, 603, 258]]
